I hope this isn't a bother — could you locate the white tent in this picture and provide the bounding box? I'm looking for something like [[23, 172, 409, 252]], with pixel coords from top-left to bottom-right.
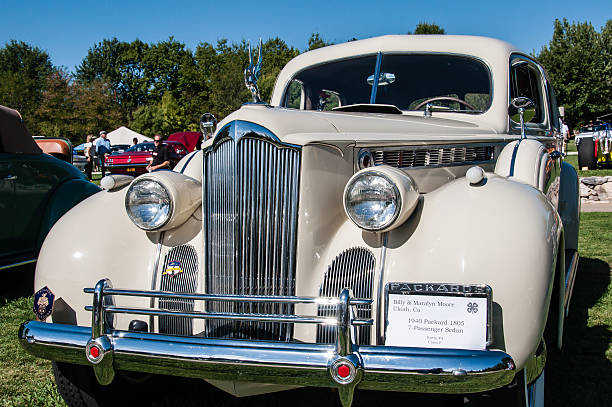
[[106, 126, 151, 146]]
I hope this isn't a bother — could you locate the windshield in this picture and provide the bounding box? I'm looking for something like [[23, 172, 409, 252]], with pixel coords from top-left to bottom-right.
[[126, 142, 154, 152], [283, 53, 492, 113]]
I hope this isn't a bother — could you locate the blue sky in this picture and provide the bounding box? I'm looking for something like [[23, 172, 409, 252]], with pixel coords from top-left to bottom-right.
[[2, 0, 610, 73]]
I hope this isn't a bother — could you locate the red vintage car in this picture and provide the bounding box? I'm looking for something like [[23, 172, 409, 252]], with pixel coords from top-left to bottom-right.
[[104, 141, 188, 176]]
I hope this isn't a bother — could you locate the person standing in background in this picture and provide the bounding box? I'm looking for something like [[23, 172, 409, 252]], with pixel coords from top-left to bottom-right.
[[84, 134, 94, 180], [132, 137, 138, 146], [96, 130, 111, 176], [146, 134, 171, 172]]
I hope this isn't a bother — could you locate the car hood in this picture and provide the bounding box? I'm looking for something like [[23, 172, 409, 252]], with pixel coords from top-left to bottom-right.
[[218, 104, 506, 146]]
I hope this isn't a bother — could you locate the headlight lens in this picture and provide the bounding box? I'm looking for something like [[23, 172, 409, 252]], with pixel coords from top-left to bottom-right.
[[125, 179, 172, 230], [344, 172, 400, 231]]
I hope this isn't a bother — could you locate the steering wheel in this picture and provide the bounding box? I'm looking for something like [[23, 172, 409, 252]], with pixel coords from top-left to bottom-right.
[[414, 96, 478, 111]]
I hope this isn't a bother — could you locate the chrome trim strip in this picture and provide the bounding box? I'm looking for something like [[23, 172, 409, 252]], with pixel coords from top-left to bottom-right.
[[369, 52, 383, 104], [82, 287, 372, 306], [84, 305, 373, 326], [180, 150, 199, 174], [0, 259, 36, 271], [19, 320, 515, 394], [149, 235, 164, 331], [564, 250, 579, 315], [509, 140, 521, 177], [375, 233, 388, 345], [106, 163, 147, 168]]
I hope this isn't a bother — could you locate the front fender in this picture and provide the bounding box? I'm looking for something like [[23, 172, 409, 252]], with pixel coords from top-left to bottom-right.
[[382, 174, 560, 369], [36, 178, 101, 250], [34, 186, 160, 327]]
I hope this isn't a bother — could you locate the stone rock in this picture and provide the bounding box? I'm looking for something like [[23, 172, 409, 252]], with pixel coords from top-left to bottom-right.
[[580, 176, 607, 186], [579, 184, 592, 197], [580, 184, 594, 196], [588, 194, 600, 201], [602, 182, 612, 195]]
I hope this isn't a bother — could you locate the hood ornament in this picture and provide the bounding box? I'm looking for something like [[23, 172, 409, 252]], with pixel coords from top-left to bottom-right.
[[244, 39, 263, 103]]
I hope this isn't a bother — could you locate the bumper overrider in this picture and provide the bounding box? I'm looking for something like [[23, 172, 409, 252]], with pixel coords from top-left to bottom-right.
[[19, 280, 516, 407]]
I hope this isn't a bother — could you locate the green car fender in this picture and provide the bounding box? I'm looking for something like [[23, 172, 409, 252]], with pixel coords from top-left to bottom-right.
[[36, 179, 101, 250]]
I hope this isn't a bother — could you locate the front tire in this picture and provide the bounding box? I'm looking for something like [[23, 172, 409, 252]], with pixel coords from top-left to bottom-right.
[[52, 362, 103, 407], [52, 362, 170, 407]]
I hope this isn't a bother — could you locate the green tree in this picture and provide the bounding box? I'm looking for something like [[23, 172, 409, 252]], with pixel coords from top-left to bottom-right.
[[205, 39, 251, 119], [307, 33, 331, 50], [259, 38, 299, 102], [32, 70, 123, 143], [75, 38, 149, 117], [411, 22, 446, 35], [0, 40, 54, 121], [143, 37, 193, 103], [537, 19, 612, 126]]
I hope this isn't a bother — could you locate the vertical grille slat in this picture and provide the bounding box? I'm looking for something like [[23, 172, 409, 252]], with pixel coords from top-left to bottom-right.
[[205, 126, 300, 341], [159, 245, 199, 336], [317, 248, 376, 345]]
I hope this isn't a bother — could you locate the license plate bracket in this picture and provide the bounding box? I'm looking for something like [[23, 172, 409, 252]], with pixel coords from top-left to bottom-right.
[[384, 283, 492, 350]]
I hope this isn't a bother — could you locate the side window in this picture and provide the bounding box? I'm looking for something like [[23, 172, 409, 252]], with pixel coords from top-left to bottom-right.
[[546, 81, 560, 132], [285, 80, 304, 109], [510, 59, 546, 124]]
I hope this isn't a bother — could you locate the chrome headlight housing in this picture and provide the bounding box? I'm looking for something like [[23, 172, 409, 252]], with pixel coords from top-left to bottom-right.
[[125, 179, 173, 230], [344, 166, 419, 232]]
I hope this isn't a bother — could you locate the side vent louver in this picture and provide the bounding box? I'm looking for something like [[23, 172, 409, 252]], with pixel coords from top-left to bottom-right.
[[317, 248, 376, 345], [372, 144, 496, 168], [159, 245, 199, 336]]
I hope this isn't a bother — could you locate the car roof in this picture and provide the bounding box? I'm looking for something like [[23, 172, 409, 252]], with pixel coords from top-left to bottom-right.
[[271, 35, 523, 106], [0, 105, 41, 154]]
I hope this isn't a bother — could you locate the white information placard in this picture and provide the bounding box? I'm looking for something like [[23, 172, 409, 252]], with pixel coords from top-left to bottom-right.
[[385, 294, 487, 350]]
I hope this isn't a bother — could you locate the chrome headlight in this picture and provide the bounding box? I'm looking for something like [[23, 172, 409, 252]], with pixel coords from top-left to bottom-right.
[[344, 166, 419, 232], [125, 179, 172, 230]]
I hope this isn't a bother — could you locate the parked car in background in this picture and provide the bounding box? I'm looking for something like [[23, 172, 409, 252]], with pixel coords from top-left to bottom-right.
[[0, 106, 100, 270], [576, 121, 612, 169], [72, 150, 88, 173], [104, 140, 188, 176], [20, 36, 581, 407], [168, 131, 202, 151], [33, 136, 73, 164], [110, 144, 130, 154]]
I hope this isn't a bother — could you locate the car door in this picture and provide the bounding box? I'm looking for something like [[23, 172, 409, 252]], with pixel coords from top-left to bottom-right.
[[0, 154, 60, 267], [0, 156, 17, 266]]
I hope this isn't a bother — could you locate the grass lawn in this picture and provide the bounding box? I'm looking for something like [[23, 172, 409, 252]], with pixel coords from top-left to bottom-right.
[[1, 215, 610, 405]]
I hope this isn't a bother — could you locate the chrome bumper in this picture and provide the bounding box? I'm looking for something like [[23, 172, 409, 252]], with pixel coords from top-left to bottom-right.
[[20, 280, 516, 407]]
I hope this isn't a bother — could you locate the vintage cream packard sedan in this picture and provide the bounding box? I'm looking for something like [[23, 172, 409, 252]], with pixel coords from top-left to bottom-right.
[[20, 35, 580, 407]]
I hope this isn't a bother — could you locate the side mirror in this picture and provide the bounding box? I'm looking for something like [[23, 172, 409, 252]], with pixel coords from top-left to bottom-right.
[[200, 113, 217, 141], [508, 97, 535, 139]]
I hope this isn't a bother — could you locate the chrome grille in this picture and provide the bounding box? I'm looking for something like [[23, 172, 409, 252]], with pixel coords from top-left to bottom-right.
[[158, 245, 199, 336], [372, 145, 495, 168], [317, 248, 375, 345], [204, 122, 301, 341]]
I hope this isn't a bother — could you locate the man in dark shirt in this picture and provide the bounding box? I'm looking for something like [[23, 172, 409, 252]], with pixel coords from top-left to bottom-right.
[[146, 135, 171, 172]]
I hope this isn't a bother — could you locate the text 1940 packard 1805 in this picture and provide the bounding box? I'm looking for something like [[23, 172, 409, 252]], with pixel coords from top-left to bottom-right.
[[19, 35, 580, 407]]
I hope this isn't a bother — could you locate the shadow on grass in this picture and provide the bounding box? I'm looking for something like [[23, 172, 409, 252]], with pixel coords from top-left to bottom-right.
[[0, 263, 35, 304], [546, 257, 611, 406]]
